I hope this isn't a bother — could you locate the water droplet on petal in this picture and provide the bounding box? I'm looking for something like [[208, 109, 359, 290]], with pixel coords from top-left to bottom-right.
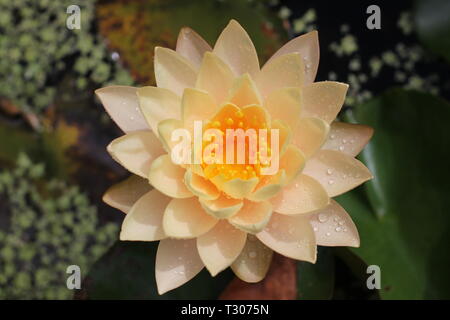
[[318, 213, 329, 223]]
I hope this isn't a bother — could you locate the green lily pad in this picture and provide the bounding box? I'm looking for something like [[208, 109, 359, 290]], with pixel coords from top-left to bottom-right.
[[79, 240, 233, 299], [414, 0, 450, 63], [297, 247, 335, 300], [338, 89, 450, 299]]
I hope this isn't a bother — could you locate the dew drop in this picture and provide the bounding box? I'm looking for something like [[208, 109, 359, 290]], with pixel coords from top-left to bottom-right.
[[313, 226, 318, 232], [326, 169, 333, 175], [249, 251, 257, 258], [318, 213, 328, 223], [326, 232, 331, 237], [328, 179, 335, 185], [335, 227, 342, 232], [339, 146, 345, 151]]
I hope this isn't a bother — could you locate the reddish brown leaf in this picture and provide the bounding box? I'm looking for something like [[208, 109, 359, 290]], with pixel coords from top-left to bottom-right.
[[219, 253, 297, 300]]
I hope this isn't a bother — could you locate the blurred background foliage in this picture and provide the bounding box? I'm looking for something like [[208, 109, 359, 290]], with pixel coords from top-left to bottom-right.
[[0, 0, 449, 299]]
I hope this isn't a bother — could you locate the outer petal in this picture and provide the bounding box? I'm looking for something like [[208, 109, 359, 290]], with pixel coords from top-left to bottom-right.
[[197, 220, 247, 276], [228, 73, 262, 107], [102, 175, 151, 214], [264, 87, 302, 130], [255, 53, 304, 99], [292, 117, 330, 158], [154, 47, 197, 96], [256, 213, 317, 263], [184, 170, 220, 201], [266, 30, 319, 85], [322, 122, 374, 157], [148, 154, 193, 198], [302, 81, 348, 124], [310, 200, 360, 247], [120, 189, 170, 241], [303, 150, 373, 197], [107, 131, 165, 178], [176, 27, 212, 68], [199, 195, 244, 219], [279, 145, 306, 185], [213, 19, 259, 78], [163, 197, 218, 239], [271, 174, 329, 215], [228, 200, 273, 234], [155, 239, 204, 295], [231, 235, 273, 283], [96, 86, 148, 133], [137, 87, 181, 135], [196, 52, 234, 105], [182, 88, 218, 132]]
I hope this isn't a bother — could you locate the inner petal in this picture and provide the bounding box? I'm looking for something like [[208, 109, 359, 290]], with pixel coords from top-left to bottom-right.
[[200, 103, 274, 182]]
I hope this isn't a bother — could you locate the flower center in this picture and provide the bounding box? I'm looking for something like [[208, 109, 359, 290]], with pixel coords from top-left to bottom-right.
[[200, 103, 274, 181]]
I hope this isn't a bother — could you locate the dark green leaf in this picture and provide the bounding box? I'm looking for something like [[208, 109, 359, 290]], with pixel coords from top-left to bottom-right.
[[297, 247, 334, 300], [414, 0, 450, 63], [339, 89, 450, 299], [80, 241, 233, 299]]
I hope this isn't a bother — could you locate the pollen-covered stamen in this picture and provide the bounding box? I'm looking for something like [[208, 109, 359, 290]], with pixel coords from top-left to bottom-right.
[[200, 103, 274, 181]]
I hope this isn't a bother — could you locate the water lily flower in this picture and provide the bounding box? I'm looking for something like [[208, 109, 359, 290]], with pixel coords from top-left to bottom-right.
[[97, 20, 373, 295]]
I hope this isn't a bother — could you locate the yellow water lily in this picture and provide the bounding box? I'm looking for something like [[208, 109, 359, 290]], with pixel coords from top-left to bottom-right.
[[97, 20, 373, 294]]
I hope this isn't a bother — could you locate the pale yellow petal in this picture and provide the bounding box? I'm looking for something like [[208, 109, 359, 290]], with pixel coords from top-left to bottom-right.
[[266, 30, 319, 85], [246, 170, 286, 202], [136, 86, 181, 135], [255, 53, 304, 98], [107, 131, 165, 178], [279, 145, 306, 185], [199, 194, 243, 219], [176, 27, 211, 68], [120, 189, 170, 241], [231, 235, 273, 283], [256, 213, 317, 262], [292, 117, 330, 158], [302, 150, 373, 197], [213, 19, 259, 78], [184, 170, 220, 201], [197, 220, 247, 276], [229, 200, 273, 234], [210, 175, 259, 199], [102, 175, 151, 214], [182, 88, 218, 132], [157, 118, 184, 152], [228, 73, 262, 107], [155, 239, 204, 294], [163, 197, 217, 239], [302, 81, 348, 123], [196, 52, 234, 105], [271, 119, 292, 156], [271, 174, 329, 215], [310, 200, 360, 247], [264, 87, 302, 130], [322, 122, 374, 157], [95, 86, 148, 133], [154, 47, 197, 96], [148, 154, 193, 198]]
